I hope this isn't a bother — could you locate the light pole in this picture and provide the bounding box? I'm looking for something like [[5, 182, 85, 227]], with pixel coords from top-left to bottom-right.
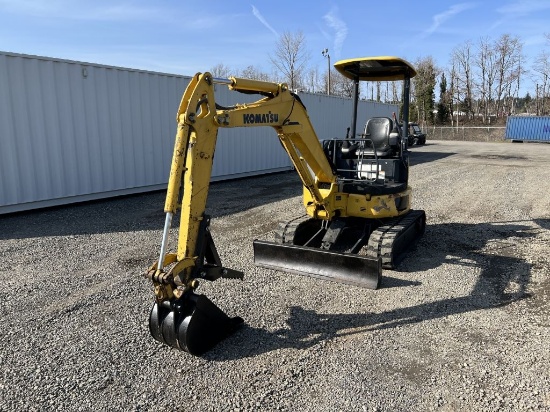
[[322, 48, 330, 96]]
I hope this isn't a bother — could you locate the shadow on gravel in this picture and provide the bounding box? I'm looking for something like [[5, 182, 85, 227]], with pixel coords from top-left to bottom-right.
[[534, 218, 550, 230], [209, 219, 547, 360], [0, 171, 302, 240], [408, 150, 455, 166], [379, 277, 422, 288]]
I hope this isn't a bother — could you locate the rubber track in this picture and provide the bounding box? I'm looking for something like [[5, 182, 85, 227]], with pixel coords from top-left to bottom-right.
[[277, 211, 425, 269], [275, 215, 312, 244], [366, 210, 426, 269]]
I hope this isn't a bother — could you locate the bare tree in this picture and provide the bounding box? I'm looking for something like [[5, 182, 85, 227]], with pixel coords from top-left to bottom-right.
[[329, 70, 355, 98], [452, 41, 474, 119], [533, 52, 550, 115], [391, 81, 401, 104], [270, 31, 310, 90], [474, 37, 498, 123], [238, 65, 271, 82], [494, 34, 523, 117], [532, 33, 550, 115], [304, 67, 322, 93], [378, 81, 401, 103], [448, 64, 459, 126], [209, 63, 232, 78]]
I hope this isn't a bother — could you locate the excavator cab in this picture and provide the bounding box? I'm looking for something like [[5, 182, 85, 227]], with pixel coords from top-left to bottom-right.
[[323, 57, 413, 194], [256, 57, 424, 280], [145, 56, 425, 355], [324, 116, 408, 195]]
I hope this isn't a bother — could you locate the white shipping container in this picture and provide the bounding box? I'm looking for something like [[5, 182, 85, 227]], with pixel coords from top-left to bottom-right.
[[0, 52, 397, 214]]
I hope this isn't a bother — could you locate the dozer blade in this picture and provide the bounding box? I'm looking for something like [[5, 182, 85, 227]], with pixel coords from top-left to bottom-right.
[[253, 240, 381, 289], [149, 292, 243, 355]]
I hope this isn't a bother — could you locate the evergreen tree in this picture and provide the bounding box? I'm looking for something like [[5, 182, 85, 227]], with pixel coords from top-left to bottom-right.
[[413, 57, 437, 125], [437, 73, 450, 124]]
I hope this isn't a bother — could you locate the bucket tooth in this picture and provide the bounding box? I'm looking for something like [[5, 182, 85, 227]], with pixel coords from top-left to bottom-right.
[[149, 301, 180, 350], [160, 310, 180, 349], [253, 240, 381, 289], [149, 292, 243, 355], [149, 301, 169, 345]]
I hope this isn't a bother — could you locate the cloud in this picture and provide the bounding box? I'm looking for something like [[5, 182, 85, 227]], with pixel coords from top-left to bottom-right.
[[86, 5, 165, 21], [323, 6, 347, 57], [251, 5, 278, 37], [490, 1, 550, 34], [0, 0, 167, 21], [422, 3, 476, 38], [0, 0, 57, 14], [496, 0, 550, 16]]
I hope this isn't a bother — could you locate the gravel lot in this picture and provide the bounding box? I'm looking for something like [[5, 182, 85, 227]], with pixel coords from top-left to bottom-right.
[[1, 140, 549, 411]]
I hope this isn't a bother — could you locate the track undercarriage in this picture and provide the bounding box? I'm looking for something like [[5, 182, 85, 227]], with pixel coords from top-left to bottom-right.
[[254, 209, 426, 289]]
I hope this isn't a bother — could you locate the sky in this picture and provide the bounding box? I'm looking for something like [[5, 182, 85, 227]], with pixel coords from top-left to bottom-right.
[[1, 0, 549, 93]]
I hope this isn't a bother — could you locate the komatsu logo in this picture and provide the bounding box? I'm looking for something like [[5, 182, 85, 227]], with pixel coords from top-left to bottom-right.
[[243, 112, 279, 124]]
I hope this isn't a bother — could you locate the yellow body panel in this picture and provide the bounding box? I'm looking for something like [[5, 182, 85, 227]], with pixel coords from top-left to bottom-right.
[[303, 186, 411, 219]]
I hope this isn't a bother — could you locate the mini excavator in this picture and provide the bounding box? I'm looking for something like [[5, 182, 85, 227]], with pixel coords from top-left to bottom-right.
[[145, 56, 426, 355]]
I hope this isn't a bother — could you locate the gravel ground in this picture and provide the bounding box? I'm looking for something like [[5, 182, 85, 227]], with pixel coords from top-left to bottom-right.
[[1, 140, 549, 412]]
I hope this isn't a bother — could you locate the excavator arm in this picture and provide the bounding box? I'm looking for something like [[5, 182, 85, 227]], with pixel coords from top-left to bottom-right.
[[145, 72, 349, 354], [151, 72, 340, 287]]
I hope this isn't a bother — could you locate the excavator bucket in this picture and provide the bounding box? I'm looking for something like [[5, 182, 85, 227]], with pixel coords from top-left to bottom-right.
[[253, 240, 381, 289], [149, 291, 243, 355]]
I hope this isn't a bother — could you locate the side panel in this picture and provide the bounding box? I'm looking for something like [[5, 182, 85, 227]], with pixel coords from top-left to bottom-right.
[[505, 116, 550, 141], [302, 186, 412, 219], [0, 53, 292, 214], [299, 94, 398, 140]]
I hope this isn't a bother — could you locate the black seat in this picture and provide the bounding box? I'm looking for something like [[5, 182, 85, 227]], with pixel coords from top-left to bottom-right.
[[359, 117, 395, 157], [322, 116, 408, 192]]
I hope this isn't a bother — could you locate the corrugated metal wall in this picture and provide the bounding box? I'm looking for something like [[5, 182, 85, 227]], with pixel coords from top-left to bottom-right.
[[505, 116, 550, 141], [0, 52, 397, 214], [300, 94, 399, 139]]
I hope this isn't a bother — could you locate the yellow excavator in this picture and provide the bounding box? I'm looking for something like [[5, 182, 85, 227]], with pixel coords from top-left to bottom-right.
[[145, 56, 426, 355]]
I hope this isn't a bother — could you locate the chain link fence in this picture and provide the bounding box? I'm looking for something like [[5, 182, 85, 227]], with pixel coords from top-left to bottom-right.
[[425, 126, 506, 142]]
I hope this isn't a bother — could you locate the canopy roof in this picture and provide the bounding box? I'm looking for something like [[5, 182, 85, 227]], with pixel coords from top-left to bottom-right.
[[334, 56, 416, 81]]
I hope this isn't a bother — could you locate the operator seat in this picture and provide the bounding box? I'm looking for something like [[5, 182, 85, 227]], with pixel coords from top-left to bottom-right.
[[339, 116, 408, 197], [358, 117, 397, 158]]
